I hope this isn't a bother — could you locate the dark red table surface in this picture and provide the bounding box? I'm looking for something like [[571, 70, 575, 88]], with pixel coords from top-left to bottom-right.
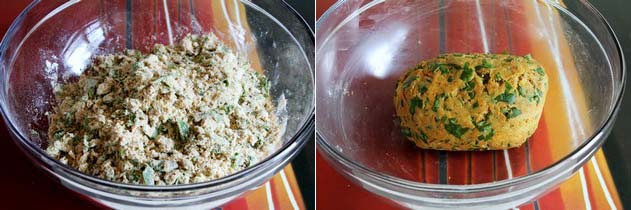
[[0, 2, 102, 209]]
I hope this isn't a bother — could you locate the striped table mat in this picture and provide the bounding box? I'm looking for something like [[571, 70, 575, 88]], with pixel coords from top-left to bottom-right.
[[221, 165, 305, 210], [316, 0, 622, 209]]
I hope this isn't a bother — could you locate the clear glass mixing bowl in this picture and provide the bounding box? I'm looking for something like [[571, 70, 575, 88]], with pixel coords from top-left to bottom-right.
[[316, 0, 624, 209], [0, 0, 314, 209]]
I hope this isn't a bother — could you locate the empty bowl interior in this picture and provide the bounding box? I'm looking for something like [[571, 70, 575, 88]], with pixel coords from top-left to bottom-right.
[[317, 0, 622, 185], [2, 0, 313, 176]]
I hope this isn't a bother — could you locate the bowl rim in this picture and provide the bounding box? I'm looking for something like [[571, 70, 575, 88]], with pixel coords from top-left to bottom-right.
[[0, 0, 315, 191], [315, 0, 626, 192]]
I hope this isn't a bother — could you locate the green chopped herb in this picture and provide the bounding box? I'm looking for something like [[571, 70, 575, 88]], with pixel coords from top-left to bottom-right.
[[87, 86, 96, 98], [476, 122, 493, 138], [438, 65, 449, 74], [517, 86, 527, 97], [444, 118, 469, 138], [504, 107, 522, 119], [418, 84, 428, 95], [401, 127, 412, 137], [423, 98, 430, 110], [71, 135, 80, 144], [176, 119, 190, 141], [531, 88, 543, 104], [126, 112, 136, 127], [402, 76, 418, 89], [82, 134, 91, 148], [252, 138, 265, 149], [462, 80, 476, 92], [143, 165, 155, 185], [409, 97, 423, 115], [534, 67, 545, 76], [258, 75, 271, 91], [428, 63, 440, 71], [524, 54, 532, 61], [132, 62, 142, 71], [82, 118, 91, 131], [63, 112, 74, 126], [460, 63, 474, 81], [476, 59, 494, 70], [495, 73, 502, 81], [472, 102, 479, 108], [128, 170, 141, 183], [445, 63, 462, 69], [432, 94, 444, 112], [222, 105, 234, 113], [157, 123, 168, 135], [153, 74, 175, 87], [119, 148, 126, 158], [167, 62, 177, 70], [231, 153, 242, 168], [495, 92, 516, 104], [482, 59, 493, 68], [477, 129, 495, 141], [505, 83, 513, 92], [418, 130, 428, 143]]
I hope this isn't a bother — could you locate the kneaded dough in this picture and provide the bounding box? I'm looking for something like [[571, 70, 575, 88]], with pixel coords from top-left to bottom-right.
[[394, 53, 548, 151]]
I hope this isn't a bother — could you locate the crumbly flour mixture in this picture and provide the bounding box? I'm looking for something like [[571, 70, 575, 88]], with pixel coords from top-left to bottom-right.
[[46, 34, 281, 185]]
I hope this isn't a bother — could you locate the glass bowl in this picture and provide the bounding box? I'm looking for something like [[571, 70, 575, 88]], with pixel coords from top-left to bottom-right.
[[0, 0, 313, 209], [316, 0, 624, 209]]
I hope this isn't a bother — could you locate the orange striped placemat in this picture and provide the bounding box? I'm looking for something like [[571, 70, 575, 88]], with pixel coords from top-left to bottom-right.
[[317, 150, 620, 210], [221, 165, 306, 210]]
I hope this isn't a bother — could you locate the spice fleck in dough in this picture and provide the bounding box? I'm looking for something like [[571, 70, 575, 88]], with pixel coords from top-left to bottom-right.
[[394, 53, 548, 151], [46, 34, 281, 185]]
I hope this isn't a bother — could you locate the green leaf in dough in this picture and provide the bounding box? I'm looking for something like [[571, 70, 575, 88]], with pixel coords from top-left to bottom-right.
[[494, 92, 516, 104], [534, 67, 545, 76], [176, 119, 190, 141], [402, 76, 418, 89], [418, 84, 428, 95], [504, 107, 522, 119], [517, 86, 527, 97], [409, 97, 423, 115], [460, 63, 474, 81], [401, 127, 412, 137], [143, 165, 155, 185], [444, 118, 469, 138]]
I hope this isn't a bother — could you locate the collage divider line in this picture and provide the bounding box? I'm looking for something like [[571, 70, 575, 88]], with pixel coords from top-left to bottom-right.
[[437, 0, 447, 185], [125, 0, 132, 48]]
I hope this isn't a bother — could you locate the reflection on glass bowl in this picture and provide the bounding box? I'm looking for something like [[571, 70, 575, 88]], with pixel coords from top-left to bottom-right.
[[0, 0, 313, 209]]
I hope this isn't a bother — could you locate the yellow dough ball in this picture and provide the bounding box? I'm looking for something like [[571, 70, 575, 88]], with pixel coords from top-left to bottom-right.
[[394, 53, 548, 151]]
